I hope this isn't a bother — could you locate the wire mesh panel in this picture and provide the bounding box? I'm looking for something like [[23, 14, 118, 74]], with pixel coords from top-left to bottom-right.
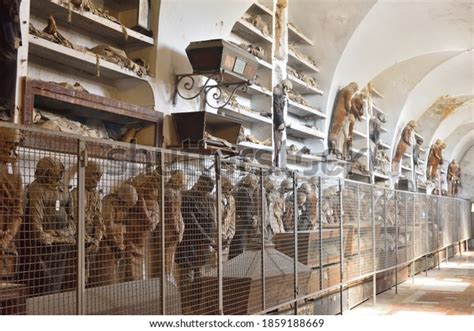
[[358, 182, 374, 277], [373, 187, 386, 270], [341, 180, 360, 283], [319, 177, 341, 292], [384, 189, 397, 269], [14, 128, 79, 314], [396, 191, 408, 266], [0, 122, 473, 316]]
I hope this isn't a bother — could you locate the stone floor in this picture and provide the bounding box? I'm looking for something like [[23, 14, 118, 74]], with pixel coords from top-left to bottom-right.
[[346, 250, 474, 315]]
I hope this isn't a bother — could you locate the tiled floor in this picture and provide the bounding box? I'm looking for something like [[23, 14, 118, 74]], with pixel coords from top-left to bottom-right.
[[346, 251, 474, 315]]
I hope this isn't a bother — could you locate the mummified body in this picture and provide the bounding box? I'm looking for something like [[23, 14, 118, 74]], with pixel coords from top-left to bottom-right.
[[0, 0, 21, 120], [124, 170, 160, 281], [392, 121, 416, 173], [219, 176, 235, 262], [271, 179, 292, 234], [95, 184, 137, 285], [71, 162, 104, 285], [150, 170, 185, 282], [176, 175, 215, 314], [20, 157, 76, 295], [328, 82, 358, 156], [228, 174, 258, 259], [427, 140, 446, 180], [447, 160, 460, 197], [0, 128, 22, 277]]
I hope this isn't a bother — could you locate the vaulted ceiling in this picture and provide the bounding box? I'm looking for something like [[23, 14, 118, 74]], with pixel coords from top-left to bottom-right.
[[157, 0, 473, 196]]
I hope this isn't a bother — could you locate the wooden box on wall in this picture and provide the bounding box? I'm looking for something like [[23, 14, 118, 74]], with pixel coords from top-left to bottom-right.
[[23, 79, 163, 149]]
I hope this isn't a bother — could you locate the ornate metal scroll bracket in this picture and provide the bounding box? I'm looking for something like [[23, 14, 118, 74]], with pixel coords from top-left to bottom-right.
[[172, 71, 251, 109]]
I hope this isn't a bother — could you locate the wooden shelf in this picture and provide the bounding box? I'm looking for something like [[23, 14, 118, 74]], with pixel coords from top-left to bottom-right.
[[103, 0, 138, 11], [250, 2, 273, 17], [288, 100, 326, 119], [372, 104, 385, 115], [288, 23, 313, 46], [353, 129, 367, 139], [371, 87, 384, 99], [287, 123, 325, 139], [257, 58, 272, 71], [239, 141, 273, 152], [218, 106, 272, 125], [28, 35, 150, 82], [23, 79, 162, 150], [378, 142, 390, 149], [31, 0, 154, 50], [403, 152, 412, 158], [352, 148, 368, 156], [401, 165, 412, 171], [374, 172, 390, 180], [232, 19, 273, 45], [288, 50, 319, 73], [288, 75, 323, 95], [246, 84, 272, 97], [287, 153, 324, 163]]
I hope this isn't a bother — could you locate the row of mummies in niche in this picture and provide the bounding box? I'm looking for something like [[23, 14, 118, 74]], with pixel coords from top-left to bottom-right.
[[393, 122, 461, 196], [0, 134, 340, 298]]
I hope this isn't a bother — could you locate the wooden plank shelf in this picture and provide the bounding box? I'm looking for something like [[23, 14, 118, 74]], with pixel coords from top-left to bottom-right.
[[371, 87, 384, 99], [239, 141, 273, 152], [287, 153, 324, 163], [246, 84, 272, 97], [257, 58, 272, 71], [288, 23, 313, 46], [31, 0, 154, 50], [232, 19, 273, 45], [401, 165, 412, 171], [372, 104, 385, 115], [218, 106, 272, 125], [288, 100, 326, 119], [288, 50, 319, 73], [28, 35, 150, 82], [374, 172, 390, 181], [287, 123, 325, 139], [288, 75, 323, 95], [250, 2, 273, 17], [378, 142, 390, 149], [353, 129, 367, 139]]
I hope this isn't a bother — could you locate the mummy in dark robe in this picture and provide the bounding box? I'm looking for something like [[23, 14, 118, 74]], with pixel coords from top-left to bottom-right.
[[176, 174, 215, 313], [273, 79, 292, 167], [0, 0, 21, 120], [228, 174, 258, 259]]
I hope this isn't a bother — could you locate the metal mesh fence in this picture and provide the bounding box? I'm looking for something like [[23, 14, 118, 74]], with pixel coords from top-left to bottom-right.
[[0, 122, 471, 315]]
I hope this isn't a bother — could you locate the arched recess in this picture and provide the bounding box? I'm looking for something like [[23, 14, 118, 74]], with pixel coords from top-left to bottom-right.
[[363, 51, 464, 153], [458, 145, 474, 200], [418, 97, 474, 153], [326, 0, 473, 122], [443, 123, 474, 162]]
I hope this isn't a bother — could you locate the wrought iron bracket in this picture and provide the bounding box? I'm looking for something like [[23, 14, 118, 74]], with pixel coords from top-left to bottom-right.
[[172, 71, 251, 110]]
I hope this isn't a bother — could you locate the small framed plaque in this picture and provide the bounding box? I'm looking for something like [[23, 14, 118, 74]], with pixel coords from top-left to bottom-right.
[[233, 58, 247, 75]]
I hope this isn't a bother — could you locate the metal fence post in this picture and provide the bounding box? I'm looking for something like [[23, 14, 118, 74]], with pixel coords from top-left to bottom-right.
[[160, 152, 166, 315], [214, 153, 223, 315], [371, 185, 376, 306], [293, 171, 298, 315], [76, 140, 86, 315], [395, 191, 398, 295], [318, 177, 323, 292], [412, 195, 416, 284], [338, 178, 344, 315], [357, 184, 361, 277], [260, 168, 266, 312]]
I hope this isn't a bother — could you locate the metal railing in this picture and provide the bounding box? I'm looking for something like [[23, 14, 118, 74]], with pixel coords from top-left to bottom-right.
[[0, 122, 471, 315]]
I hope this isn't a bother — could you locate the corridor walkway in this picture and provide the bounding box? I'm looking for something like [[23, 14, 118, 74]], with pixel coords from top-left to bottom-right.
[[346, 250, 474, 315]]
